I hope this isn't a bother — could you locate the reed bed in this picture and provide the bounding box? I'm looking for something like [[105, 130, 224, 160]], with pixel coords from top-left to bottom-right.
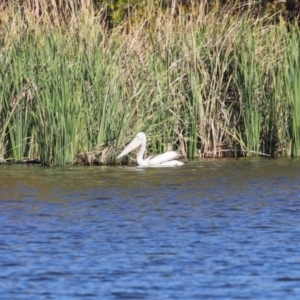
[[0, 1, 300, 165]]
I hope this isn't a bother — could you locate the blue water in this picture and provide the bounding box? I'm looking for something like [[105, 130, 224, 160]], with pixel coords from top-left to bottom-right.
[[1, 159, 300, 299]]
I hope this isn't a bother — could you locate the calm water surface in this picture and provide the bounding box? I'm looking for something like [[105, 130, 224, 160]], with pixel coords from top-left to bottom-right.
[[0, 159, 300, 299]]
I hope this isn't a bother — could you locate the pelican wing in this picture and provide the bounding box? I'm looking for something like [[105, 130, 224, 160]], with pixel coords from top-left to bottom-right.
[[148, 151, 186, 165]]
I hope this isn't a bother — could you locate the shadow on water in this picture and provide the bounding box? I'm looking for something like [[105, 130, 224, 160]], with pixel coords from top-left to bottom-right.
[[1, 158, 300, 299]]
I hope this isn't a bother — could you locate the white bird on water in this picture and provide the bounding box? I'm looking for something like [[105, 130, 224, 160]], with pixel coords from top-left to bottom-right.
[[117, 132, 187, 167]]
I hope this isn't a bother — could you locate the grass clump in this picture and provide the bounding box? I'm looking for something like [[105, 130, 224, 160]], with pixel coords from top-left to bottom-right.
[[1, 1, 300, 165]]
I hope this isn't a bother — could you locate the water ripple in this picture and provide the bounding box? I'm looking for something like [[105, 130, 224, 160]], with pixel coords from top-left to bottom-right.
[[0, 159, 300, 299]]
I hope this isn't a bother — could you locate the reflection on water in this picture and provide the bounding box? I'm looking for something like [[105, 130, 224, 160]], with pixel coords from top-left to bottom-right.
[[1, 159, 300, 299]]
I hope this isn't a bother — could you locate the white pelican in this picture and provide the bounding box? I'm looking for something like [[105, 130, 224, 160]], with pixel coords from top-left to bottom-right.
[[117, 132, 187, 167]]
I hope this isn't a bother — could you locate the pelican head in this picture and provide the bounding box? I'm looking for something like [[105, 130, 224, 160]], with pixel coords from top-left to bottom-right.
[[117, 132, 146, 159]]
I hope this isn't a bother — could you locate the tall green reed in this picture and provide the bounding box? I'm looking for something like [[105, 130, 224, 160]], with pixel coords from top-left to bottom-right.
[[1, 2, 300, 165], [284, 26, 300, 157]]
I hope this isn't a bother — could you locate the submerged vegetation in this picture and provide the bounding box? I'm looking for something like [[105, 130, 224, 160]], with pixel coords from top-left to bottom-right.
[[0, 0, 300, 165]]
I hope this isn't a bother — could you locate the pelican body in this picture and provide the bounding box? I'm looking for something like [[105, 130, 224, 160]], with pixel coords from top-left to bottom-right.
[[117, 132, 186, 167]]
